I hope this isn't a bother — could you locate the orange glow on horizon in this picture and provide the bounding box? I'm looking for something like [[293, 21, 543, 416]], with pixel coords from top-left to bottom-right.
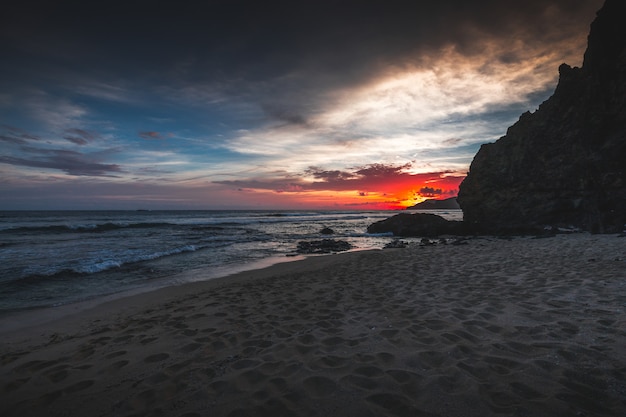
[[234, 174, 465, 210]]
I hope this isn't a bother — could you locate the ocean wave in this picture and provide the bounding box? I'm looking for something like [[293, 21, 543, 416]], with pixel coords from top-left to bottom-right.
[[75, 259, 123, 274], [15, 244, 202, 280], [365, 232, 395, 237], [208, 214, 375, 227], [75, 244, 201, 274], [189, 225, 225, 231], [1, 222, 175, 235]]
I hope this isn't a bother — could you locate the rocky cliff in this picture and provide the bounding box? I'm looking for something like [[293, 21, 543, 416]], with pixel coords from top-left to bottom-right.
[[406, 197, 460, 210], [458, 0, 626, 233]]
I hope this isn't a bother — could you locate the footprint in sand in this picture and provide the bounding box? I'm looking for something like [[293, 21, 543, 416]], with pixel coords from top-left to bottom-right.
[[3, 377, 30, 392], [140, 337, 158, 345], [302, 376, 337, 397], [107, 360, 130, 371], [178, 343, 201, 353], [14, 359, 58, 373], [144, 353, 170, 363], [340, 374, 380, 391], [113, 335, 133, 343], [366, 393, 425, 416], [354, 365, 385, 378], [105, 350, 127, 359], [45, 369, 69, 383], [386, 369, 420, 384], [64, 379, 94, 393]]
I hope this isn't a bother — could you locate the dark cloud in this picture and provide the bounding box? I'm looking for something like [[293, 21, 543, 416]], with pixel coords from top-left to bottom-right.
[[1, 125, 120, 176], [442, 138, 463, 146], [261, 103, 310, 127], [63, 128, 98, 145], [305, 168, 358, 182], [0, 148, 122, 176], [353, 163, 414, 179], [135, 166, 173, 176], [139, 131, 163, 140], [1, 1, 603, 89], [418, 187, 456, 198], [0, 125, 41, 144], [0, 134, 33, 145], [305, 163, 418, 191]]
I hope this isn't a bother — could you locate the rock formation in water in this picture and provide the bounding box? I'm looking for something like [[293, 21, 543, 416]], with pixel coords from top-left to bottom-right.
[[458, 0, 626, 233], [367, 213, 469, 237]]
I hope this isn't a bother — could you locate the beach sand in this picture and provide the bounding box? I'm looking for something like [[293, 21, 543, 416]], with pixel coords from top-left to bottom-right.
[[1, 234, 625, 417]]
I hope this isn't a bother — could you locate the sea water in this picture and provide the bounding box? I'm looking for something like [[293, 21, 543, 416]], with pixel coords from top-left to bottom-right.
[[0, 210, 462, 313]]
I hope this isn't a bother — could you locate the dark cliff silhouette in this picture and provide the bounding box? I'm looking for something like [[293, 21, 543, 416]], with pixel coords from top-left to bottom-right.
[[458, 0, 626, 233], [406, 197, 460, 210]]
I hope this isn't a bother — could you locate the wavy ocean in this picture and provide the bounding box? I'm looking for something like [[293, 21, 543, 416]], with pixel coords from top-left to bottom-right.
[[0, 210, 462, 313]]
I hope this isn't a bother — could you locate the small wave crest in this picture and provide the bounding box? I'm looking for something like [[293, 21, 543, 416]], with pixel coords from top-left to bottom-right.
[[16, 245, 201, 281], [74, 244, 202, 274], [2, 221, 175, 235]]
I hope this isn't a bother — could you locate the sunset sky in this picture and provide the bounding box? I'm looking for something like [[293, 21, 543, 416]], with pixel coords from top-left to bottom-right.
[[0, 0, 604, 210]]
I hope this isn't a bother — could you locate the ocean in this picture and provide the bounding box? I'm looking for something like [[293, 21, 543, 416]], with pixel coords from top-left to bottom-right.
[[0, 210, 462, 314]]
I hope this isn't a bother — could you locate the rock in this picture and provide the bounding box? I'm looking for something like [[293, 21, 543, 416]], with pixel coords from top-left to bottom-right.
[[367, 213, 470, 237], [383, 239, 408, 249], [457, 0, 626, 234], [296, 239, 353, 254], [319, 227, 335, 235], [406, 197, 460, 210]]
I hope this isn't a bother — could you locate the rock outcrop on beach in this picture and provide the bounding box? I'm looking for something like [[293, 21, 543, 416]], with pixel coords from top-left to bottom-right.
[[406, 197, 460, 210], [296, 239, 353, 254], [367, 213, 469, 237], [458, 0, 626, 234]]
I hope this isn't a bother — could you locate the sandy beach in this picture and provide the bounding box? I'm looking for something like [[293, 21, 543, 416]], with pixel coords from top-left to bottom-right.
[[1, 233, 625, 417]]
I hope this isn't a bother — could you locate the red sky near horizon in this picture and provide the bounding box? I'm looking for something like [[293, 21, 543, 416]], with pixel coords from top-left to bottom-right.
[[216, 164, 465, 210]]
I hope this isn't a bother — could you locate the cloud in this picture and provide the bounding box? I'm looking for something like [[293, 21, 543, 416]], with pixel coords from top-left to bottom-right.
[[134, 166, 174, 176], [71, 79, 137, 103], [0, 148, 122, 177], [139, 131, 164, 140], [305, 168, 357, 182], [0, 124, 41, 144], [23, 91, 88, 130], [418, 187, 457, 198], [353, 163, 414, 179], [217, 32, 588, 175], [261, 103, 311, 127], [63, 128, 99, 145]]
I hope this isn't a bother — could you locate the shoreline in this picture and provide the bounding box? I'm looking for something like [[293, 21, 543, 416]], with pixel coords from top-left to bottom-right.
[[0, 245, 382, 337], [0, 209, 408, 315], [0, 252, 319, 339], [1, 233, 625, 416]]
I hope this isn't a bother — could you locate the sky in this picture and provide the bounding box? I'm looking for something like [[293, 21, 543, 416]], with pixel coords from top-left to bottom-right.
[[0, 0, 605, 210]]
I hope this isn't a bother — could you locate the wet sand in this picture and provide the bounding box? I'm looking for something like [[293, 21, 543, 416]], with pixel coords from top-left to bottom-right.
[[1, 234, 625, 416]]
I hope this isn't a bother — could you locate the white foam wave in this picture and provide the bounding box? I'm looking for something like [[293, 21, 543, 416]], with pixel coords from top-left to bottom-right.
[[74, 245, 200, 274]]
